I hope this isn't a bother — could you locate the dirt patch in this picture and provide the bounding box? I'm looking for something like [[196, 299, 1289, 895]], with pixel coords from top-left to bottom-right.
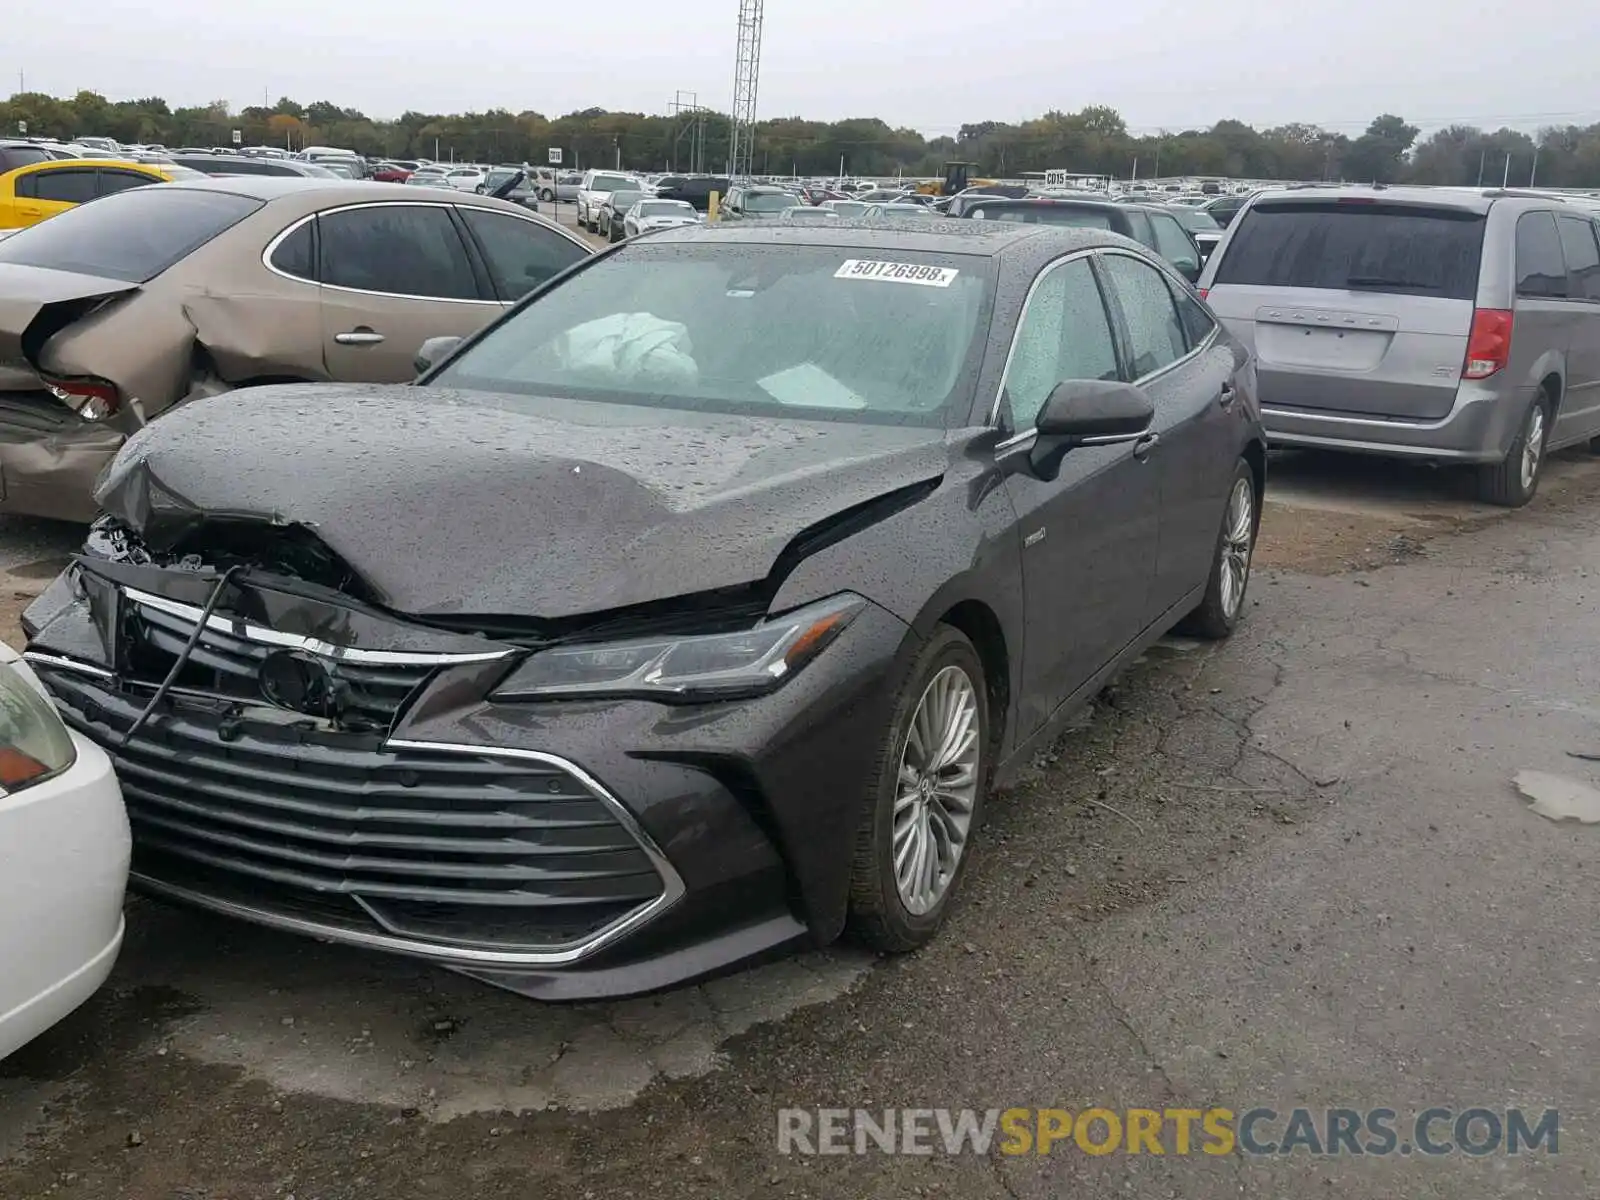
[[1254, 502, 1487, 575]]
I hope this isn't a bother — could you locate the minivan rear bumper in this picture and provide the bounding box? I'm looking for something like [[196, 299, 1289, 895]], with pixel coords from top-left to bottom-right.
[[1262, 380, 1532, 463]]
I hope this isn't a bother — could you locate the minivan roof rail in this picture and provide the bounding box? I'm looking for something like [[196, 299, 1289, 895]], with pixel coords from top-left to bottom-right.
[[1481, 188, 1568, 201]]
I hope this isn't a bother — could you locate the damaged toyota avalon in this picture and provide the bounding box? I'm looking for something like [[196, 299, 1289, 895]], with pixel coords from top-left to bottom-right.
[[22, 223, 1266, 1000]]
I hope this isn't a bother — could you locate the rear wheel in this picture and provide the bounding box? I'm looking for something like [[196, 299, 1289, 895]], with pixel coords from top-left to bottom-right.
[[1177, 460, 1257, 640], [1478, 393, 1549, 507], [847, 626, 989, 953]]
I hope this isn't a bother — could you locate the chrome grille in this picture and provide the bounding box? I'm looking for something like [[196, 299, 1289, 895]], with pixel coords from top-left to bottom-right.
[[41, 664, 671, 954]]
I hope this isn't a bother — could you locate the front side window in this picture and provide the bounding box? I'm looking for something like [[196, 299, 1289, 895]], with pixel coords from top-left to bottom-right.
[[317, 204, 480, 299], [1101, 253, 1189, 379], [430, 243, 991, 427], [1002, 257, 1120, 429], [459, 208, 586, 300]]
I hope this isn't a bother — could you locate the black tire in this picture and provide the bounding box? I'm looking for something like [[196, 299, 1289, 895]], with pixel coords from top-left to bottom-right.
[[1477, 392, 1550, 507], [1176, 459, 1258, 640], [540, 188, 554, 202], [847, 625, 990, 953]]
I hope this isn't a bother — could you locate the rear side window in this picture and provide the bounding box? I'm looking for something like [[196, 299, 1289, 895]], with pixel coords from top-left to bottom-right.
[[1149, 213, 1200, 273], [1214, 202, 1485, 300], [1121, 209, 1156, 249], [96, 169, 158, 196], [458, 209, 587, 300], [1556, 215, 1600, 302], [270, 221, 315, 280], [0, 187, 263, 282], [1515, 212, 1568, 299]]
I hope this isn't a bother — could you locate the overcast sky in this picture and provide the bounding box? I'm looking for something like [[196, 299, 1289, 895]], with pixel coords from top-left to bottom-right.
[[11, 0, 1599, 135]]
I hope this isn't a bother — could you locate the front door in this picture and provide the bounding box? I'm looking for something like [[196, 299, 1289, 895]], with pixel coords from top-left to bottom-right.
[[1000, 253, 1161, 740], [1098, 250, 1240, 615], [315, 202, 500, 383]]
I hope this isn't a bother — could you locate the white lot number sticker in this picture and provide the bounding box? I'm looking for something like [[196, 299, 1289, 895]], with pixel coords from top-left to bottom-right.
[[835, 259, 958, 287]]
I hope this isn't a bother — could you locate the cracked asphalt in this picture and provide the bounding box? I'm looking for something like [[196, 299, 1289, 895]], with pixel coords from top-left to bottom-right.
[[4, 449, 1600, 1198]]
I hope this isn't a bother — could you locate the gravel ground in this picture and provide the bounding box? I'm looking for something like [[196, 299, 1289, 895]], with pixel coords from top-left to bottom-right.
[[2, 449, 1598, 1199]]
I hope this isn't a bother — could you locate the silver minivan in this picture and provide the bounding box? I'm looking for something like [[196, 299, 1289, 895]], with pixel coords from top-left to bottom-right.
[[1198, 186, 1600, 505]]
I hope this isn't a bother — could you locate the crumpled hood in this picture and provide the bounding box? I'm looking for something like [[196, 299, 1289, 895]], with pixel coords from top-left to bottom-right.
[[97, 384, 951, 617]]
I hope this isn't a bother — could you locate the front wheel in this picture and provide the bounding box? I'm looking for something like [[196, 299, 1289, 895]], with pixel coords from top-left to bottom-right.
[[1478, 393, 1549, 507], [540, 188, 554, 202], [1177, 460, 1258, 640], [847, 626, 989, 953]]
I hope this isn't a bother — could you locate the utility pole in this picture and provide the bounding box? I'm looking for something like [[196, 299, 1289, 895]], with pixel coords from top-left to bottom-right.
[[1530, 144, 1541, 187], [1476, 149, 1486, 186], [728, 0, 765, 179], [1502, 152, 1511, 187]]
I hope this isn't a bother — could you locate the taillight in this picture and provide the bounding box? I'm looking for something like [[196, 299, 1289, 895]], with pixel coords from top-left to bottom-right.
[[1197, 287, 1209, 301], [1463, 309, 1514, 380], [45, 375, 121, 420]]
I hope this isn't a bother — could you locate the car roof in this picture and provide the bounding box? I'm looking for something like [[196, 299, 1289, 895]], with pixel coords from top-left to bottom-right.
[[148, 175, 558, 219], [8, 157, 164, 174], [1245, 184, 1508, 215], [967, 197, 1121, 214], [634, 221, 1115, 259]]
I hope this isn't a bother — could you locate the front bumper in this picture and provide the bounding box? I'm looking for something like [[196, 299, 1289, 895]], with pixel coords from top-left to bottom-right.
[[0, 392, 125, 522], [1261, 380, 1530, 464], [25, 565, 909, 1000]]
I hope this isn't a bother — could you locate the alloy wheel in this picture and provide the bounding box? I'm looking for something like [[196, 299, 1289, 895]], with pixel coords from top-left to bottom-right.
[[1521, 404, 1546, 493], [1220, 477, 1254, 620], [893, 665, 981, 916]]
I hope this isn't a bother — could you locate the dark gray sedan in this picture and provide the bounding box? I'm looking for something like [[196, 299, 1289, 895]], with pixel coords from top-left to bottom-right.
[[23, 223, 1265, 1000]]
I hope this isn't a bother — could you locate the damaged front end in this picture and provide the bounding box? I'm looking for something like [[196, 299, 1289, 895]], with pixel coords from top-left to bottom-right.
[[23, 516, 694, 993]]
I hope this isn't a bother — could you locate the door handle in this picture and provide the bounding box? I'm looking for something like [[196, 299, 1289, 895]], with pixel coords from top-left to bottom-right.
[[334, 329, 385, 346], [1218, 382, 1237, 409], [1132, 432, 1160, 461]]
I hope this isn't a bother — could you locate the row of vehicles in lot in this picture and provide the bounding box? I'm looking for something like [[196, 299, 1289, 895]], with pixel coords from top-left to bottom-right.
[[3, 146, 1600, 1046]]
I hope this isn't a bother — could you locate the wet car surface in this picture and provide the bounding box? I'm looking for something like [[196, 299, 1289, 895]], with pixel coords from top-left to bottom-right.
[[22, 222, 1265, 999]]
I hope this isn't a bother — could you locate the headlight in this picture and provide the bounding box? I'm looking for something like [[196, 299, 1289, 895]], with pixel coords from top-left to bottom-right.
[[493, 593, 865, 702], [0, 663, 77, 792]]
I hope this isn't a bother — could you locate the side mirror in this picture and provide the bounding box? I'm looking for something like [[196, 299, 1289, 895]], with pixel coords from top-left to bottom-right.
[[414, 335, 463, 377], [1027, 379, 1153, 479]]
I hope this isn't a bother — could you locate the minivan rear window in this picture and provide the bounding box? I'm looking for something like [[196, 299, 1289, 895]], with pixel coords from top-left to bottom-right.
[[1213, 201, 1485, 300], [0, 187, 262, 282]]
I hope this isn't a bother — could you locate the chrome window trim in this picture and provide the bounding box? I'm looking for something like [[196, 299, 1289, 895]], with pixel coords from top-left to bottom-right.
[[122, 587, 513, 666], [260, 198, 587, 304], [129, 739, 685, 968]]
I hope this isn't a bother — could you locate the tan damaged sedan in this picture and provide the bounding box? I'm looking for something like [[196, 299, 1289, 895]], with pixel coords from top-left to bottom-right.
[[0, 178, 591, 520]]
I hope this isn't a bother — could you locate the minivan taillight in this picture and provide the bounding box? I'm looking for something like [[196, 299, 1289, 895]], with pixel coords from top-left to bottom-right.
[[1463, 309, 1513, 380], [44, 375, 122, 421], [1197, 288, 1209, 301]]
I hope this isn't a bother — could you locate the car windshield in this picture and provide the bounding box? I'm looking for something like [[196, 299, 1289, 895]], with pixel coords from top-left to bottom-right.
[[1174, 208, 1222, 232], [745, 191, 801, 213], [430, 242, 991, 427], [1212, 201, 1486, 298], [639, 202, 693, 217], [589, 174, 632, 192], [0, 187, 262, 282]]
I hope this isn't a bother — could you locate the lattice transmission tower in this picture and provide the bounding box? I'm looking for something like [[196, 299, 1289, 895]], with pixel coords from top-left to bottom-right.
[[728, 0, 764, 179]]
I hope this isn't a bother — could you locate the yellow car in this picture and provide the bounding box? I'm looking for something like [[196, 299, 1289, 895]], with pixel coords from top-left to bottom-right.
[[0, 159, 182, 230]]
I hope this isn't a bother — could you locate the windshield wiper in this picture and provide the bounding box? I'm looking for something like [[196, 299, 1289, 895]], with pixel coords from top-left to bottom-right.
[[1345, 275, 1437, 291]]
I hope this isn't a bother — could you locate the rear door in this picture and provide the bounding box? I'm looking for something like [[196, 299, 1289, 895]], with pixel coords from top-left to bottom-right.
[[1203, 198, 1485, 420], [1553, 214, 1600, 439], [316, 202, 498, 382], [1098, 250, 1239, 616]]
